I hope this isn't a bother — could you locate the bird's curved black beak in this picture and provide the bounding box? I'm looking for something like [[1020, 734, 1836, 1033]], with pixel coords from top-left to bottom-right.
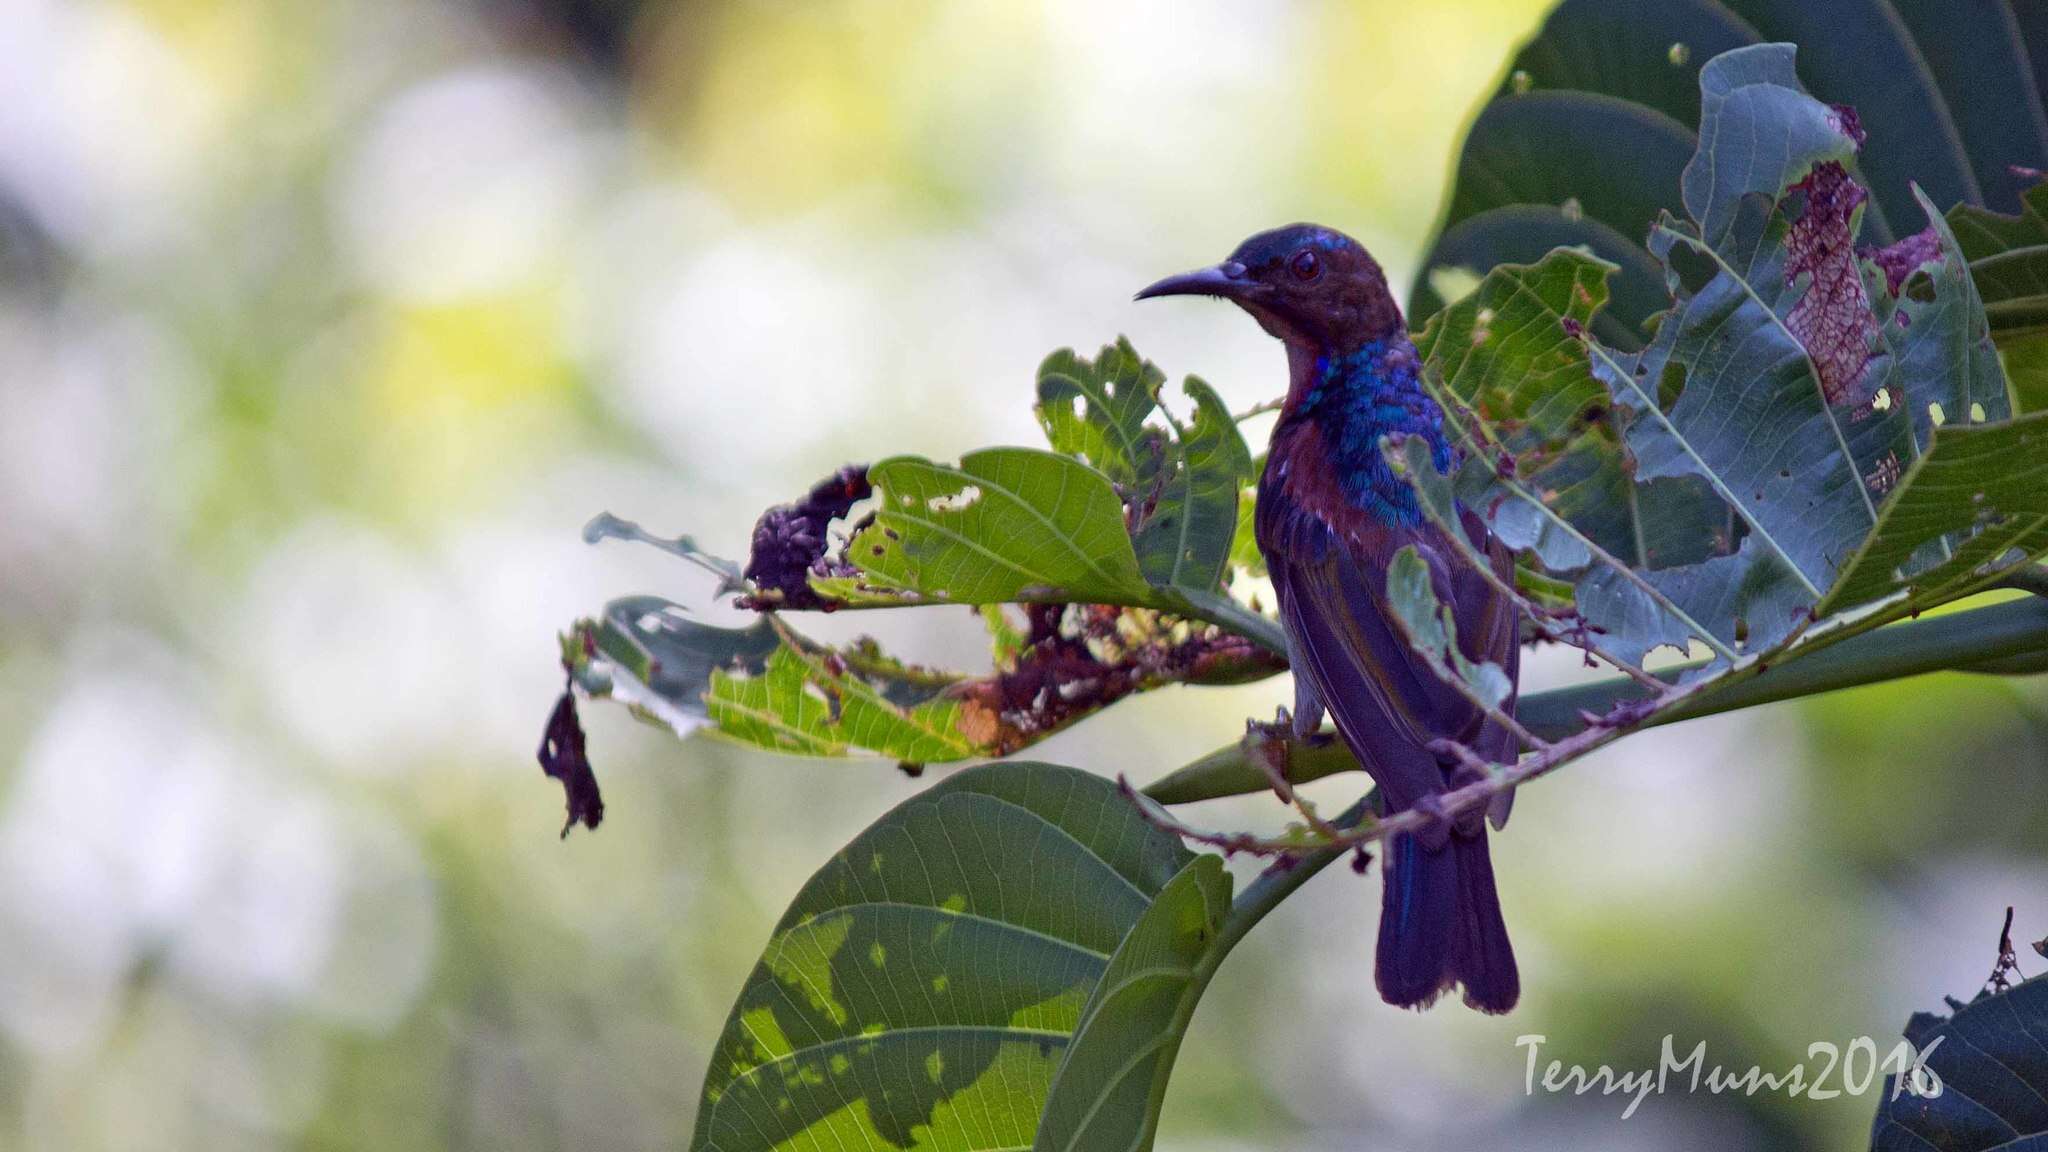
[[1134, 260, 1257, 302]]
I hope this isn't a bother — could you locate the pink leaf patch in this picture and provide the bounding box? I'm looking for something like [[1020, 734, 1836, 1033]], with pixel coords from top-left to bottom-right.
[[1784, 161, 1877, 405], [1866, 227, 1942, 297]]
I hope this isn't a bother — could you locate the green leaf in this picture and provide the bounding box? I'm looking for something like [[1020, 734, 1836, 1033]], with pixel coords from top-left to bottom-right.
[[1134, 378, 1253, 593], [706, 644, 981, 762], [1384, 545, 1513, 710], [1869, 968, 2048, 1150], [1035, 340, 1168, 488], [1032, 856, 1231, 1152], [819, 448, 1151, 606], [1950, 183, 2048, 412], [690, 762, 1202, 1152], [1822, 410, 2048, 614]]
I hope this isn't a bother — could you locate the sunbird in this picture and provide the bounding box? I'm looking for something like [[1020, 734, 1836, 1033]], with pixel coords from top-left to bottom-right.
[[1139, 224, 1521, 1012]]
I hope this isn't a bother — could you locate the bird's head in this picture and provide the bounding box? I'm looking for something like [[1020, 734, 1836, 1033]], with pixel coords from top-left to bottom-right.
[[1136, 223, 1403, 354]]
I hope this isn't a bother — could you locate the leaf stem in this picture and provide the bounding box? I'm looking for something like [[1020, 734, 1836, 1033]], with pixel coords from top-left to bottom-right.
[[1144, 595, 2048, 804]]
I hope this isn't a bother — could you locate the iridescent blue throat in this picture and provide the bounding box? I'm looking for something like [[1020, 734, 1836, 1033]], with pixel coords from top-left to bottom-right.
[[1297, 337, 1453, 528]]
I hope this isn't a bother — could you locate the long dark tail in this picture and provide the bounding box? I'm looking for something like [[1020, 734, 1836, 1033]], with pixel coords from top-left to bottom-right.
[[1376, 829, 1519, 1013]]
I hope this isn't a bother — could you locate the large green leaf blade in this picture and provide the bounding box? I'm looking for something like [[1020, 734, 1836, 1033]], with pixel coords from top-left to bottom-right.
[[823, 448, 1151, 606], [1031, 856, 1231, 1152], [691, 762, 1200, 1152], [705, 645, 980, 762], [1487, 0, 1757, 130], [1888, 0, 2048, 212], [1446, 91, 1696, 258]]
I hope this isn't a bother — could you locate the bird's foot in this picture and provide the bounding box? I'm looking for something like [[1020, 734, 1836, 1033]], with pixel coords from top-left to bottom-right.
[[1244, 713, 1295, 801], [1409, 794, 1455, 851], [1243, 709, 1334, 799]]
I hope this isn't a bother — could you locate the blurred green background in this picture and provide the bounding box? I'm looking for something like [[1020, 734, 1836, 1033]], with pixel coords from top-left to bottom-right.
[[0, 1, 2043, 1148]]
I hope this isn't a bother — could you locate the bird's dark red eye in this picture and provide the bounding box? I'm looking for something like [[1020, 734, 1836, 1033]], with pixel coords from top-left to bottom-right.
[[1290, 249, 1321, 281]]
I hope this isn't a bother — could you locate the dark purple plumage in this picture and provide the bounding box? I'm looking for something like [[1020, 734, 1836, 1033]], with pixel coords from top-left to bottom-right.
[[1139, 224, 1521, 1013]]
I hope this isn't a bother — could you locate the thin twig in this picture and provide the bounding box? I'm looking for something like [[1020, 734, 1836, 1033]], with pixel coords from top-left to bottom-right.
[[1131, 572, 2024, 854], [1232, 397, 1284, 423], [1241, 715, 1345, 835], [1119, 689, 1643, 857]]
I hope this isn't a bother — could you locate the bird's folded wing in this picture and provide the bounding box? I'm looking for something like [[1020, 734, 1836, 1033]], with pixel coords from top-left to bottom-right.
[[1263, 500, 1516, 813]]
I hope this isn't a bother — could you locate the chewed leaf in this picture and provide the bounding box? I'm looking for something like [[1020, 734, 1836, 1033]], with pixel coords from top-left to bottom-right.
[[1386, 545, 1513, 710], [1580, 46, 1932, 655], [706, 645, 978, 762], [585, 512, 747, 596], [1823, 411, 2048, 614], [1135, 377, 1254, 592], [1412, 246, 1724, 573], [675, 602, 1281, 765], [1681, 43, 1861, 247], [1947, 182, 2048, 413], [821, 448, 1151, 606], [1036, 338, 1168, 486], [952, 603, 1282, 757], [1867, 187, 2014, 452]]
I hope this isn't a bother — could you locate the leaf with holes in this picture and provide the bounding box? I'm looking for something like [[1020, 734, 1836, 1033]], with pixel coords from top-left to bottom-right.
[[705, 644, 980, 762], [1869, 189, 2015, 451], [563, 597, 781, 737], [1413, 0, 2048, 342], [1036, 339, 1169, 487], [689, 761, 1205, 1152], [1385, 545, 1513, 710], [1134, 377, 1254, 593], [816, 448, 1152, 606], [1412, 246, 1726, 575], [1594, 46, 1916, 655]]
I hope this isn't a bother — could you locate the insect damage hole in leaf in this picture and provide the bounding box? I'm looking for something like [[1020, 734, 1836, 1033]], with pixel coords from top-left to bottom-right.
[[927, 485, 983, 512]]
